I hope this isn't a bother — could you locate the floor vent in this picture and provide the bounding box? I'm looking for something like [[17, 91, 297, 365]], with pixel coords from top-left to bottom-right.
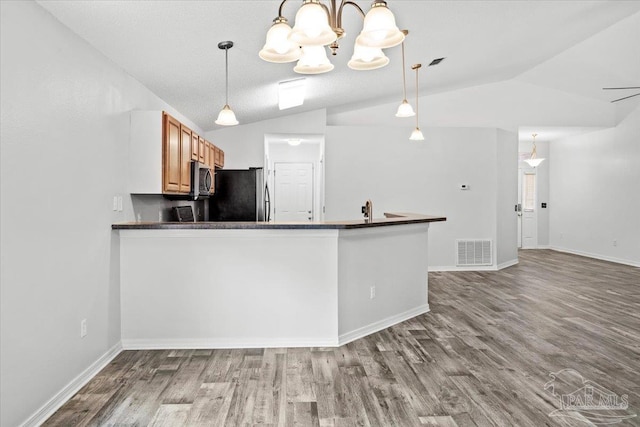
[[456, 239, 492, 266]]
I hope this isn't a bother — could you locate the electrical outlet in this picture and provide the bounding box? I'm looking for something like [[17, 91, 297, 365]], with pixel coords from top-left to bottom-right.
[[80, 319, 87, 338], [112, 196, 118, 211], [370, 285, 376, 299], [117, 196, 123, 212], [613, 239, 617, 247]]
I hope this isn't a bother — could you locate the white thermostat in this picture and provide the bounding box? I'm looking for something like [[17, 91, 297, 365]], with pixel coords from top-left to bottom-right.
[[460, 184, 470, 190]]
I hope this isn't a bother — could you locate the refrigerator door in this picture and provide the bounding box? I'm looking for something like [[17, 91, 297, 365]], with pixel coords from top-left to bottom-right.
[[210, 168, 266, 221]]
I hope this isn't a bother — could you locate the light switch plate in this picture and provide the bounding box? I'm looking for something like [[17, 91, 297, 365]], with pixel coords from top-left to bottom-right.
[[112, 196, 118, 211]]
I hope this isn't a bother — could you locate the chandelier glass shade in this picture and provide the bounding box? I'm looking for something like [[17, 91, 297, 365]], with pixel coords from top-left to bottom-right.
[[348, 36, 389, 70], [259, 18, 302, 63], [259, 0, 404, 74], [294, 45, 335, 74], [358, 1, 405, 48]]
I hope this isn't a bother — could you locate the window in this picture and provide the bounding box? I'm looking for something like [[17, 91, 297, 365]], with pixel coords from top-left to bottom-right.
[[523, 173, 535, 211]]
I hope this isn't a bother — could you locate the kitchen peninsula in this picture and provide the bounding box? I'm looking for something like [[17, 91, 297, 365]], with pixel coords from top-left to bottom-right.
[[113, 213, 445, 349]]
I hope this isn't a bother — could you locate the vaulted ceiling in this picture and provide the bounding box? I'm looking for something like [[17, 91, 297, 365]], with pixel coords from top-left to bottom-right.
[[37, 1, 640, 132]]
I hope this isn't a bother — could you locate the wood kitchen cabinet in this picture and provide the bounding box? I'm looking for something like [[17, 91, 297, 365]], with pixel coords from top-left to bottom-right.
[[198, 136, 206, 163], [129, 111, 225, 195], [162, 114, 181, 193]]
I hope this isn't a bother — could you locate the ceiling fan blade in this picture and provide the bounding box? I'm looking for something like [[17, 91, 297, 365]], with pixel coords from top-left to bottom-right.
[[611, 93, 640, 103], [602, 86, 640, 90]]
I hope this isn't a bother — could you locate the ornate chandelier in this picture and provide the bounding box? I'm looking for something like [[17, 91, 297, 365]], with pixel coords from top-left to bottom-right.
[[259, 0, 405, 74]]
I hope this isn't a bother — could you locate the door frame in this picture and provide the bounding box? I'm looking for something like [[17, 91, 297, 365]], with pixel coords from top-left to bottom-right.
[[519, 167, 538, 249], [264, 134, 325, 222]]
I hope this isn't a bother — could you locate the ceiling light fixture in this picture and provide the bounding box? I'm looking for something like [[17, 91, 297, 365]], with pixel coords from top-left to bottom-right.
[[259, 0, 405, 74], [287, 138, 302, 146], [524, 133, 545, 167], [215, 41, 239, 126], [395, 30, 414, 118], [409, 63, 424, 141]]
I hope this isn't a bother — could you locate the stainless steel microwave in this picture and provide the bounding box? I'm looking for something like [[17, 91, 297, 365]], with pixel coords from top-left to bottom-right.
[[190, 161, 212, 200]]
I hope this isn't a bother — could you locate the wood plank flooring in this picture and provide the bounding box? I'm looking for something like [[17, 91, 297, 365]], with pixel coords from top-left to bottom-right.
[[44, 250, 640, 426]]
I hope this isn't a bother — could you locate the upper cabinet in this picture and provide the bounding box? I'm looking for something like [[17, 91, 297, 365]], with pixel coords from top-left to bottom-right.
[[128, 111, 225, 195]]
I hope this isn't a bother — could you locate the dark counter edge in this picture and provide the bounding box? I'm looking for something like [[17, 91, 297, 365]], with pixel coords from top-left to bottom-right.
[[112, 213, 446, 230]]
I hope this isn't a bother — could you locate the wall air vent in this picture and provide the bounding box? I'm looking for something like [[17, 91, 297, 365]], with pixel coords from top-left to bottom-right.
[[456, 239, 492, 266], [429, 57, 445, 66]]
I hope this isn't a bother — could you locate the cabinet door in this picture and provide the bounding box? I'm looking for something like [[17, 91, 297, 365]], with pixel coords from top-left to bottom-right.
[[198, 137, 205, 163], [219, 149, 224, 168], [163, 114, 181, 193], [214, 146, 221, 167], [180, 125, 192, 192], [191, 132, 199, 161], [208, 144, 216, 193]]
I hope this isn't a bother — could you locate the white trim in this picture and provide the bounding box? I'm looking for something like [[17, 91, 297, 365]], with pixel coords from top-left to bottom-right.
[[497, 259, 519, 270], [536, 245, 551, 249], [429, 264, 498, 272], [20, 342, 122, 427], [122, 337, 339, 350], [338, 304, 430, 346], [548, 246, 640, 268]]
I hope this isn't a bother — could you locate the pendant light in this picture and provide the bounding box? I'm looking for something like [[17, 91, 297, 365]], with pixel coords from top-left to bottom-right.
[[215, 41, 239, 126], [395, 30, 414, 117], [294, 45, 334, 74], [409, 63, 424, 140], [259, 17, 301, 63], [289, 0, 336, 47], [524, 133, 545, 167]]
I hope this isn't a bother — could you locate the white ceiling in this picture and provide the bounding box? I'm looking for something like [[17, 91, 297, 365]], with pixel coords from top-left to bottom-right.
[[36, 1, 640, 132]]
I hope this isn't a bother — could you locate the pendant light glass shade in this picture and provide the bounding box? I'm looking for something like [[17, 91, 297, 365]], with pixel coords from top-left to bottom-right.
[[358, 1, 405, 49], [289, 1, 336, 46], [348, 36, 389, 70], [215, 41, 238, 126], [396, 100, 415, 117], [259, 18, 301, 63], [215, 104, 239, 126], [294, 46, 334, 74], [523, 133, 545, 167], [409, 128, 424, 141]]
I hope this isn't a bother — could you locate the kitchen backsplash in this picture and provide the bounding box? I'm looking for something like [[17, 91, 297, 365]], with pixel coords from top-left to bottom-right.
[[131, 194, 206, 222]]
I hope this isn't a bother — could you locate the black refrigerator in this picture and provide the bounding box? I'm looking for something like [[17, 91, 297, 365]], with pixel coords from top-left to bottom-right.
[[209, 168, 270, 221]]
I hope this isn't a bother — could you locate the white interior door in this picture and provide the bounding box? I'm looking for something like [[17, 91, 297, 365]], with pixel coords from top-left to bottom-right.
[[274, 163, 314, 222], [521, 170, 538, 248]]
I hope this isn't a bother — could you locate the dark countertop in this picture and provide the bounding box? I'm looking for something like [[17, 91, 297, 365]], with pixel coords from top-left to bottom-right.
[[112, 212, 446, 230]]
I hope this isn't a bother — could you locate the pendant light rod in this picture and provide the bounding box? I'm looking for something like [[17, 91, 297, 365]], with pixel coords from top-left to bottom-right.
[[400, 30, 409, 101], [218, 41, 233, 105], [412, 63, 421, 129]]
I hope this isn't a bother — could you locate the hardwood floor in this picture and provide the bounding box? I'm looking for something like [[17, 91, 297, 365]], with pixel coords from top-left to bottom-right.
[[44, 250, 640, 426]]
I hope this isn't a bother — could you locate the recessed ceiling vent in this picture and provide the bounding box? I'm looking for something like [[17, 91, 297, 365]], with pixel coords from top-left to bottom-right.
[[456, 239, 492, 266], [429, 57, 445, 66]]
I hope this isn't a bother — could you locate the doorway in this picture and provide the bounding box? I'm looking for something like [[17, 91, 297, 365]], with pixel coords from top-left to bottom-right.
[[518, 168, 538, 248], [264, 134, 325, 223]]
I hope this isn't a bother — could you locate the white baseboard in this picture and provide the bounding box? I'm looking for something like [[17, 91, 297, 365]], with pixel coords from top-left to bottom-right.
[[122, 337, 339, 350], [536, 245, 551, 249], [497, 259, 519, 270], [338, 304, 430, 346], [548, 246, 640, 268], [20, 342, 122, 427]]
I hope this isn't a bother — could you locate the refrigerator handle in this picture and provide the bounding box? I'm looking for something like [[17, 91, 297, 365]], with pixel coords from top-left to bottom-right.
[[265, 183, 271, 222]]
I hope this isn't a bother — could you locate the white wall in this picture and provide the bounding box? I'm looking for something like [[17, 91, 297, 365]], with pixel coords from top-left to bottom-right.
[[324, 126, 502, 269], [0, 2, 199, 425], [497, 130, 519, 266], [549, 104, 640, 266]]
